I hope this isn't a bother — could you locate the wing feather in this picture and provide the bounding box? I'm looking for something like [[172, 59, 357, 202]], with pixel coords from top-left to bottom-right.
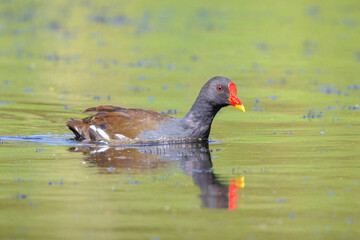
[[67, 106, 172, 141]]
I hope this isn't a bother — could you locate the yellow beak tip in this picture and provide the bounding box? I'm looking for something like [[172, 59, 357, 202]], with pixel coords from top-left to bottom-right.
[[235, 105, 245, 112]]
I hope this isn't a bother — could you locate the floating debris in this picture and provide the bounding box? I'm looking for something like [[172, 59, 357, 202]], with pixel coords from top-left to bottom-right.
[[161, 109, 179, 114], [35, 148, 48, 152], [347, 84, 360, 90], [166, 64, 174, 70], [254, 42, 268, 52], [127, 180, 139, 184], [357, 52, 360, 62], [93, 96, 103, 100], [317, 86, 349, 96], [15, 194, 28, 199], [191, 55, 198, 61], [89, 14, 130, 26], [348, 105, 359, 110], [324, 106, 336, 111], [302, 109, 325, 119], [307, 6, 320, 17], [46, 55, 60, 61], [14, 177, 24, 182], [0, 101, 12, 105], [253, 99, 263, 111]]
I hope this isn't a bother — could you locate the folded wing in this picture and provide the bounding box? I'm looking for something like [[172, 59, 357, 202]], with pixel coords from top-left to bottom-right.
[[67, 105, 171, 142]]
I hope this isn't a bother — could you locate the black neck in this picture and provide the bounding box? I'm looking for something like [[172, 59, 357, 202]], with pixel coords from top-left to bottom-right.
[[181, 95, 222, 139]]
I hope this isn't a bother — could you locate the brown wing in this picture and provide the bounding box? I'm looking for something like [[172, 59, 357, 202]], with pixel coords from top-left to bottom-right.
[[82, 105, 124, 113], [67, 105, 171, 142]]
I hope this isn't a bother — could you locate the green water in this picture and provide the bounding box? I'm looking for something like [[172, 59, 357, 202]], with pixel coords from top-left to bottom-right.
[[1, 0, 360, 239]]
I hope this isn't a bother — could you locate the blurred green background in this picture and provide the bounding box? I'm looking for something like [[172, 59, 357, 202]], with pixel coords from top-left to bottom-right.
[[0, 0, 358, 138], [0, 0, 359, 239]]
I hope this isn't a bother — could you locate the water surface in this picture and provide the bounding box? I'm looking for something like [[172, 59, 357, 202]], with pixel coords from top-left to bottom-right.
[[1, 0, 360, 239]]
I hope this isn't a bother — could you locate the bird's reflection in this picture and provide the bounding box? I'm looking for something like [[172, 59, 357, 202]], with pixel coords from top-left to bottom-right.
[[69, 142, 244, 210]]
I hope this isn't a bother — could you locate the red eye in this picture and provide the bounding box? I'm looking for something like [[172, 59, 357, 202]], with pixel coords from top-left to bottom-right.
[[217, 86, 223, 91]]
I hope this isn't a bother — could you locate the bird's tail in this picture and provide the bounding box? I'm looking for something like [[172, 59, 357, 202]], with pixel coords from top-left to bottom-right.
[[67, 120, 90, 141]]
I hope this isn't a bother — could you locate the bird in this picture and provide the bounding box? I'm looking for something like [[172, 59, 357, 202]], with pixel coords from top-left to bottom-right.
[[67, 76, 245, 143]]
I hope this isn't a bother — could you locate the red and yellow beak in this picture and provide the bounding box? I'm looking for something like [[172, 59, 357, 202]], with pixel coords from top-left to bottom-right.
[[228, 82, 245, 112]]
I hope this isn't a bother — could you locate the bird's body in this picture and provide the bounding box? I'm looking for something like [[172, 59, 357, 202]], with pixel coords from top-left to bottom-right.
[[67, 76, 245, 143]]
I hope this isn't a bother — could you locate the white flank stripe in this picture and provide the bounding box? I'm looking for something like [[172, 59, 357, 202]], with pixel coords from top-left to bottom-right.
[[96, 128, 110, 141], [115, 134, 129, 141], [90, 125, 110, 141]]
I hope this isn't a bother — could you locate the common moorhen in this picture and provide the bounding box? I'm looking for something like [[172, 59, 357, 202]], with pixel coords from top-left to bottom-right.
[[67, 76, 245, 143]]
